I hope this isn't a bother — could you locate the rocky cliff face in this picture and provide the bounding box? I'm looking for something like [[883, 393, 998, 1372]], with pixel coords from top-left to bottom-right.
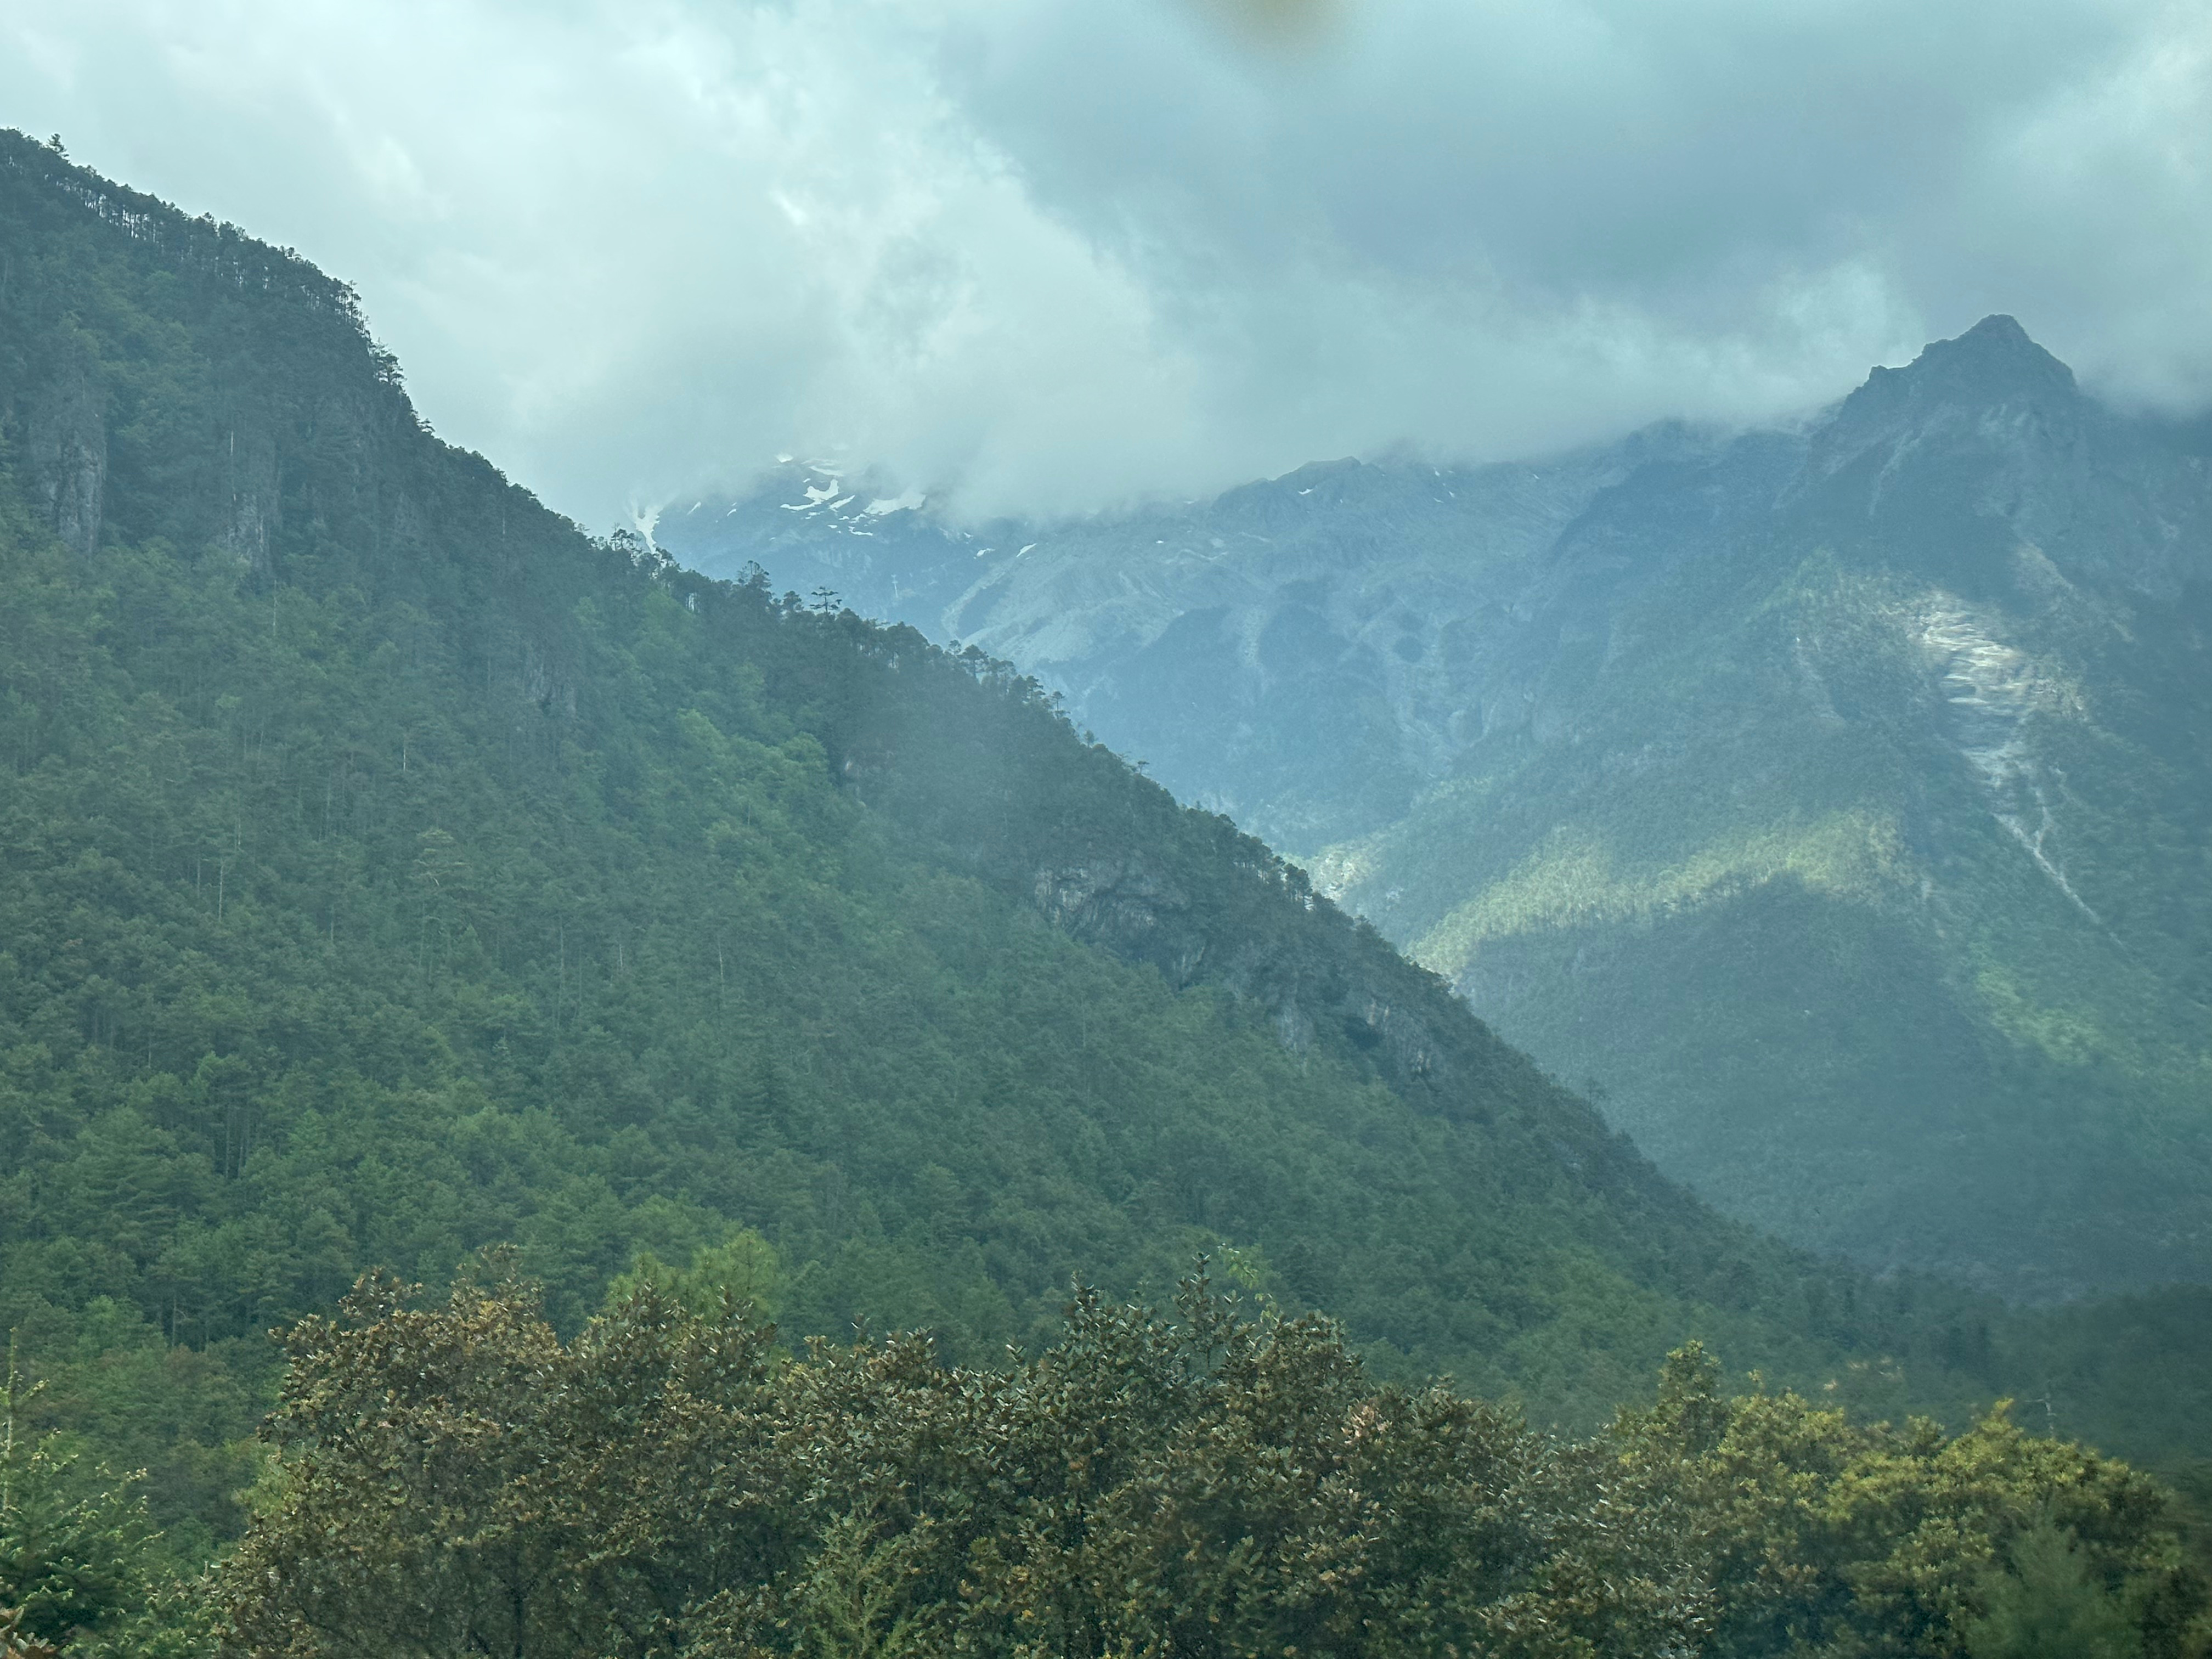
[[661, 320, 2211, 1301], [0, 138, 397, 579], [1027, 851, 1460, 1102], [14, 336, 106, 554]]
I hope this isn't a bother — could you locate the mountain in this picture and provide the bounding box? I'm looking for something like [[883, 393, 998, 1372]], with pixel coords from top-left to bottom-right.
[[29, 131, 2207, 1549], [661, 320, 2212, 1305]]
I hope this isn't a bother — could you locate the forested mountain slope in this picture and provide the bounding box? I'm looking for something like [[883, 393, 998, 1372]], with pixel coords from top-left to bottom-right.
[[0, 132, 2202, 1559], [664, 323, 2212, 1304]]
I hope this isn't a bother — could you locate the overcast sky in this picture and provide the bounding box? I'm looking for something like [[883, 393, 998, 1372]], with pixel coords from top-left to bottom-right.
[[4, 0, 2207, 526]]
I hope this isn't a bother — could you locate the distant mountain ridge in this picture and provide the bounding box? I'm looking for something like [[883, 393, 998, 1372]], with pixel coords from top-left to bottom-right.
[[660, 318, 2212, 1301]]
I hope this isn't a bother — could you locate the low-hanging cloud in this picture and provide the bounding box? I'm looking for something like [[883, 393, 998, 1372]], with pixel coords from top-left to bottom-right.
[[3, 0, 2205, 527]]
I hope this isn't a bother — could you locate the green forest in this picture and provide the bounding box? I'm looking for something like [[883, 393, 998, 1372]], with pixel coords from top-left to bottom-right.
[[0, 130, 2205, 1654]]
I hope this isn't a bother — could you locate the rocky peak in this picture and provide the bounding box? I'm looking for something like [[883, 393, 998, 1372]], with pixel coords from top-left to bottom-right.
[[1811, 315, 2083, 461], [1781, 318, 2108, 568], [1904, 313, 2074, 397]]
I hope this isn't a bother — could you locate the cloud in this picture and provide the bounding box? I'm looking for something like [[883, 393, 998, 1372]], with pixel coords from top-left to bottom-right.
[[3, 0, 2205, 526]]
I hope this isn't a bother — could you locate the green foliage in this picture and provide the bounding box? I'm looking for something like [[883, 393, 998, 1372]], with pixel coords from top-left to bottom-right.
[[0, 126, 2198, 1592], [1601, 1342, 2212, 1658], [217, 1273, 2211, 1659], [608, 1228, 781, 1323], [781, 1514, 931, 1659], [0, 1438, 148, 1650], [1963, 1519, 2142, 1659], [0, 1352, 212, 1656]]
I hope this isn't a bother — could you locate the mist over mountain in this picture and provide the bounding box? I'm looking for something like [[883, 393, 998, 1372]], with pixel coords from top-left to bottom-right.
[[12, 0, 2209, 532], [658, 317, 2212, 1304]]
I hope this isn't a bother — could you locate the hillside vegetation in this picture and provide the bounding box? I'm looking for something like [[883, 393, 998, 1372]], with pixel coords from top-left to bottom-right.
[[0, 129, 2204, 1642]]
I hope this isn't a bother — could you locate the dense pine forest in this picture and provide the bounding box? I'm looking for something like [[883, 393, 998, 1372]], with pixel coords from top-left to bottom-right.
[[0, 131, 2206, 1654]]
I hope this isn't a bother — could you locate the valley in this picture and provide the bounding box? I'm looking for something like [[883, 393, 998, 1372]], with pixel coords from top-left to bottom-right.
[[661, 318, 2212, 1302]]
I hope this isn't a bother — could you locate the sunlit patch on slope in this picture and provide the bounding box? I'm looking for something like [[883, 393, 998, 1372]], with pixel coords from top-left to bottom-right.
[[1399, 810, 1912, 986], [1972, 961, 2132, 1071]]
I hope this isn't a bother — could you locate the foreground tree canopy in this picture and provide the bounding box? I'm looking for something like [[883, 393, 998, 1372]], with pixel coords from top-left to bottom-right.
[[202, 1263, 2205, 1659]]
